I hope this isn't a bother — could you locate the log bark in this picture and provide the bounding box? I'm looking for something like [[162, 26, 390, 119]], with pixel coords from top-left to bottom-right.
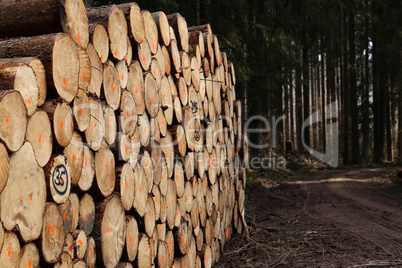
[[0, 33, 80, 103]]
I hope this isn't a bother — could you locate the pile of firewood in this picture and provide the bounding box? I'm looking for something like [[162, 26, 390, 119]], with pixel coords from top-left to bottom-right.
[[0, 0, 246, 267]]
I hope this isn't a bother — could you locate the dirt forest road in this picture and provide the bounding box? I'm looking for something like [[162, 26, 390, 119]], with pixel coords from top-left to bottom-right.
[[218, 168, 402, 267]]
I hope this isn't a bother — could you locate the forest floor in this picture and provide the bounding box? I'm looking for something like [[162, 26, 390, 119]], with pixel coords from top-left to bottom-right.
[[217, 167, 402, 267]]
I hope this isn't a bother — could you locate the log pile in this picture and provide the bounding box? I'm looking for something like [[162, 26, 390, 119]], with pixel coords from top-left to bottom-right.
[[0, 0, 247, 267]]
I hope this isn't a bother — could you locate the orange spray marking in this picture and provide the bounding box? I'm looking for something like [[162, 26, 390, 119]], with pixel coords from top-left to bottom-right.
[[49, 224, 54, 234], [142, 52, 146, 62], [86, 215, 89, 221], [161, 257, 163, 265], [82, 72, 86, 79], [121, 74, 124, 81], [165, 151, 167, 157], [5, 117, 9, 123], [171, 197, 173, 205], [148, 210, 151, 217], [109, 123, 112, 129], [135, 87, 138, 94], [28, 260, 33, 268], [168, 240, 171, 248], [166, 66, 168, 73], [151, 96, 154, 101], [77, 34, 81, 43], [60, 120, 64, 129], [68, 244, 73, 251], [146, 246, 149, 252], [29, 195, 33, 202], [125, 146, 128, 152], [72, 154, 76, 161], [72, 209, 74, 216], [139, 187, 142, 193], [152, 43, 155, 52], [154, 69, 156, 76], [63, 79, 67, 85], [85, 155, 88, 167], [90, 246, 93, 253], [125, 55, 128, 61], [63, 212, 67, 219], [7, 249, 12, 258], [176, 211, 178, 216], [27, 98, 31, 105], [126, 181, 129, 190], [129, 235, 133, 243], [112, 85, 116, 92], [100, 54, 104, 61], [126, 111, 129, 117], [114, 50, 118, 57], [105, 159, 108, 169], [79, 106, 83, 115], [107, 226, 110, 233], [176, 174, 179, 180], [181, 237, 184, 244], [78, 239, 82, 246], [162, 203, 164, 210]]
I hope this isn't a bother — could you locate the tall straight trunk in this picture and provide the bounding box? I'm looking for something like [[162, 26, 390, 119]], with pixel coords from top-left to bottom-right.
[[296, 65, 303, 152], [321, 52, 327, 152], [361, 0, 370, 162], [302, 41, 310, 149], [348, 4, 359, 164], [311, 59, 317, 149], [341, 5, 350, 164], [385, 75, 392, 161], [372, 15, 384, 162], [398, 82, 402, 161], [326, 49, 336, 152], [289, 70, 295, 146]]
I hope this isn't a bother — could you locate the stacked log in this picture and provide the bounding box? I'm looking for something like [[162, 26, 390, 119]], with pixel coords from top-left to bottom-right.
[[0, 0, 247, 267]]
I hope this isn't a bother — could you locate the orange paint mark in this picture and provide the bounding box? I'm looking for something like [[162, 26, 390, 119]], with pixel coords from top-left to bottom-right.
[[183, 88, 186, 93], [60, 120, 64, 129], [72, 209, 74, 216], [187, 72, 190, 78], [78, 239, 82, 246], [82, 72, 86, 79], [63, 78, 67, 85], [161, 203, 164, 210], [77, 34, 81, 43], [60, 178, 64, 184], [85, 155, 88, 167], [29, 195, 33, 202], [105, 159, 108, 169], [121, 74, 124, 81], [7, 248, 12, 258], [161, 174, 164, 180], [180, 141, 183, 147], [181, 237, 184, 244], [72, 154, 76, 161], [176, 174, 179, 180], [162, 120, 165, 125], [142, 52, 146, 62], [161, 257, 163, 265], [153, 69, 156, 76], [165, 151, 167, 157], [151, 96, 154, 101], [28, 260, 33, 268], [134, 87, 138, 94], [63, 212, 67, 219], [146, 246, 149, 253], [114, 50, 118, 57], [79, 106, 83, 115], [129, 235, 133, 243], [168, 240, 171, 248], [188, 192, 190, 197], [90, 246, 93, 253], [86, 215, 89, 221], [152, 43, 155, 52], [148, 210, 151, 217], [109, 123, 112, 129], [196, 78, 198, 83], [139, 187, 142, 193], [100, 54, 104, 61], [145, 162, 148, 168], [171, 197, 173, 205], [5, 117, 9, 124], [94, 122, 97, 128], [49, 224, 54, 234], [125, 146, 128, 152], [27, 98, 31, 105], [69, 244, 73, 251], [107, 226, 110, 233], [112, 85, 116, 92], [166, 66, 168, 73], [126, 111, 129, 117], [174, 58, 177, 65], [176, 211, 178, 217]]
